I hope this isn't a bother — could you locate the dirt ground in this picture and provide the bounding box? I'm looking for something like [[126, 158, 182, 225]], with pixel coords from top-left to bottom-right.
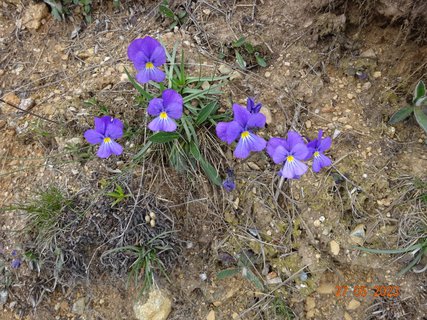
[[1, 0, 426, 319]]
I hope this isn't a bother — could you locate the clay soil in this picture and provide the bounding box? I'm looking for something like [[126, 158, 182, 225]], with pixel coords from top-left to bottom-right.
[[1, 0, 426, 319]]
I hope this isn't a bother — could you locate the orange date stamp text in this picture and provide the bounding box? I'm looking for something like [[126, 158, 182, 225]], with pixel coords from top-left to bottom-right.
[[335, 285, 400, 298]]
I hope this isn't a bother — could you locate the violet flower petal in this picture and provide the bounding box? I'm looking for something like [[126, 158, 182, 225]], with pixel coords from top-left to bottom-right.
[[286, 131, 305, 149], [266, 137, 287, 159], [150, 45, 167, 66], [232, 104, 250, 128], [312, 153, 332, 172], [147, 98, 164, 116], [319, 136, 332, 152], [247, 113, 266, 129], [279, 158, 308, 179], [216, 121, 242, 144], [84, 129, 104, 144], [290, 143, 309, 160], [148, 116, 177, 132], [105, 119, 124, 139], [162, 89, 183, 119]]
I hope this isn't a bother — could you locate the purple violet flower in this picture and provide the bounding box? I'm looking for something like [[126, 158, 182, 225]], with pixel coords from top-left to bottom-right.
[[84, 116, 124, 159], [148, 89, 183, 132], [267, 131, 309, 179], [216, 104, 266, 159], [306, 130, 332, 172], [11, 258, 21, 269], [128, 36, 167, 84], [247, 97, 262, 113], [222, 169, 236, 192]]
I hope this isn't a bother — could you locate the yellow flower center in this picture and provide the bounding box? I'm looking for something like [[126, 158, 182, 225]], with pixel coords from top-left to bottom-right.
[[287, 155, 294, 162], [159, 112, 168, 119], [241, 131, 250, 139], [104, 137, 111, 143], [146, 62, 154, 69], [314, 151, 320, 158]]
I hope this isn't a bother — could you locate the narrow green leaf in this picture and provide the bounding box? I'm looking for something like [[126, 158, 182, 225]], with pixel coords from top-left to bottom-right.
[[388, 106, 414, 124], [236, 51, 246, 70], [244, 269, 265, 290], [199, 157, 221, 186], [353, 243, 422, 254], [397, 251, 423, 276], [216, 268, 240, 280], [180, 117, 192, 142], [255, 54, 267, 67], [133, 141, 153, 162], [189, 142, 201, 160], [415, 96, 427, 107], [414, 105, 427, 134], [149, 132, 180, 143], [159, 4, 175, 19], [124, 68, 153, 100], [196, 102, 218, 125], [414, 80, 426, 101], [186, 75, 229, 83], [232, 37, 246, 48], [244, 42, 254, 54]]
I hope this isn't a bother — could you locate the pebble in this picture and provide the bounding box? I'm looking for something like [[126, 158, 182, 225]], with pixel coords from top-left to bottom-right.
[[346, 299, 361, 310], [313, 220, 321, 227], [344, 312, 353, 320], [305, 120, 312, 128], [316, 283, 335, 294], [264, 71, 271, 78], [260, 107, 272, 125], [350, 224, 366, 246], [206, 310, 216, 320], [72, 297, 85, 315], [219, 64, 231, 74], [362, 82, 372, 90], [373, 71, 381, 78], [347, 93, 354, 100], [134, 289, 172, 320], [0, 289, 8, 306], [306, 296, 315, 311], [329, 240, 340, 256]]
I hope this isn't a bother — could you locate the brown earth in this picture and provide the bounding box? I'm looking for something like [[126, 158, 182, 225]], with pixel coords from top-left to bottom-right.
[[1, 0, 426, 320]]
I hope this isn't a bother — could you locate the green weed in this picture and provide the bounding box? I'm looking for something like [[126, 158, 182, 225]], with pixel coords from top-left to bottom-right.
[[389, 80, 427, 136]]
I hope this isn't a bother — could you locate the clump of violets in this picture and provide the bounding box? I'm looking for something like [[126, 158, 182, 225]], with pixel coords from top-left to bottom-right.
[[148, 89, 183, 132], [306, 130, 332, 172], [267, 131, 309, 179], [128, 36, 167, 84], [84, 116, 124, 158], [216, 103, 266, 159]]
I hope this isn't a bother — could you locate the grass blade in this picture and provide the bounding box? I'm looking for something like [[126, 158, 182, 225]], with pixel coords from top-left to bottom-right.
[[124, 67, 153, 101], [353, 243, 423, 254], [414, 105, 427, 134], [217, 268, 240, 280]]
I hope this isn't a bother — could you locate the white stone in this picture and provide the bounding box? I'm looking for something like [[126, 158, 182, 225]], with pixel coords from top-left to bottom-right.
[[134, 290, 172, 320]]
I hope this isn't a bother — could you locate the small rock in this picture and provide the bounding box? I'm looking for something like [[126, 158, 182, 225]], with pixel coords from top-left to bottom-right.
[[260, 107, 272, 125], [313, 220, 321, 227], [22, 3, 49, 30], [201, 81, 210, 90], [347, 93, 354, 100], [18, 98, 35, 111], [2, 92, 20, 106], [230, 70, 242, 80], [306, 297, 315, 311], [362, 82, 372, 91], [305, 120, 312, 129], [350, 224, 366, 246], [0, 289, 8, 306], [219, 64, 231, 75], [133, 289, 172, 320], [316, 283, 335, 294], [360, 48, 376, 58], [330, 240, 340, 256], [206, 310, 215, 320], [346, 299, 361, 310], [72, 297, 85, 315], [373, 71, 381, 78], [247, 162, 261, 170], [344, 312, 352, 320], [264, 71, 271, 78]]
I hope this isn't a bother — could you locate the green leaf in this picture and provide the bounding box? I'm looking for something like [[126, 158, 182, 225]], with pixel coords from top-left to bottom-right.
[[196, 102, 218, 125], [414, 105, 427, 135], [133, 141, 153, 162], [124, 68, 153, 101], [244, 268, 265, 290], [388, 106, 414, 124], [232, 37, 246, 48], [236, 51, 246, 70], [255, 54, 267, 67], [244, 42, 254, 54], [415, 96, 427, 107], [149, 132, 180, 143], [159, 4, 175, 19], [199, 157, 221, 186], [189, 142, 201, 160], [413, 80, 426, 102], [216, 268, 240, 280], [353, 243, 423, 254]]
